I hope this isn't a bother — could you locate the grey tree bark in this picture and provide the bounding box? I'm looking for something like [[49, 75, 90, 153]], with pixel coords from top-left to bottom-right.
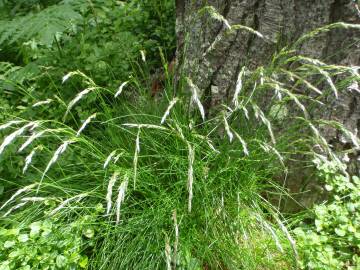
[[175, 0, 360, 210]]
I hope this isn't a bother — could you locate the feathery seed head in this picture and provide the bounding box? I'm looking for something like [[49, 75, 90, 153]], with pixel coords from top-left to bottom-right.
[[116, 176, 129, 224], [114, 81, 129, 98]]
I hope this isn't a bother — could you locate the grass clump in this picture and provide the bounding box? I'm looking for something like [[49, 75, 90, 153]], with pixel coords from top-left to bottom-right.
[[0, 4, 360, 267], [0, 66, 304, 268]]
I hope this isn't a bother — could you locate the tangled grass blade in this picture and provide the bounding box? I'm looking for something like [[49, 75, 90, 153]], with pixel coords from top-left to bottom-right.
[[116, 176, 129, 224], [161, 98, 179, 124], [106, 171, 119, 215], [50, 194, 87, 215], [0, 183, 37, 211], [104, 150, 117, 169], [282, 69, 322, 95], [260, 142, 285, 168], [187, 143, 195, 213], [114, 81, 129, 98], [76, 113, 97, 137]]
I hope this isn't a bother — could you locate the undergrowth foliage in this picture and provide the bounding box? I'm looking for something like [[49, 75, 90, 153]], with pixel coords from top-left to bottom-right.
[[295, 158, 360, 270], [0, 3, 360, 270]]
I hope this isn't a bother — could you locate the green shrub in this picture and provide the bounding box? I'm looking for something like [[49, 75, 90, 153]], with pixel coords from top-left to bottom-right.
[[0, 211, 102, 270], [295, 158, 360, 270]]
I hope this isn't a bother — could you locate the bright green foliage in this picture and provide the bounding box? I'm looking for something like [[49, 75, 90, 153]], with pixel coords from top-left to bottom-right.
[[1, 2, 360, 269], [0, 213, 100, 270], [295, 159, 360, 270], [0, 3, 82, 48]]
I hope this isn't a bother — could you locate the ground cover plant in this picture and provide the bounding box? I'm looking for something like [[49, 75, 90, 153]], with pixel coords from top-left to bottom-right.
[[0, 1, 360, 269]]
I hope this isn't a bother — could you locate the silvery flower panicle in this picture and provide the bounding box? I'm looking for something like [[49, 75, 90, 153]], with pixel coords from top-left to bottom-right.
[[42, 140, 74, 181], [116, 176, 129, 224], [76, 113, 97, 137], [114, 82, 128, 98], [104, 150, 117, 169], [186, 78, 205, 121], [106, 172, 119, 215], [140, 50, 146, 62], [187, 143, 195, 213], [0, 122, 38, 156], [161, 98, 179, 124], [133, 129, 140, 188], [50, 194, 86, 215], [223, 115, 233, 143], [18, 130, 46, 152], [232, 67, 245, 108], [32, 99, 53, 107], [23, 149, 37, 174], [3, 202, 28, 217], [0, 183, 37, 211], [62, 72, 74, 84], [64, 88, 95, 120], [0, 120, 23, 131]]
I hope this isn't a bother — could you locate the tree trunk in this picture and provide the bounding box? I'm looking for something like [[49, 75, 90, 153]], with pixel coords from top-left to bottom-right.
[[175, 0, 360, 210]]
